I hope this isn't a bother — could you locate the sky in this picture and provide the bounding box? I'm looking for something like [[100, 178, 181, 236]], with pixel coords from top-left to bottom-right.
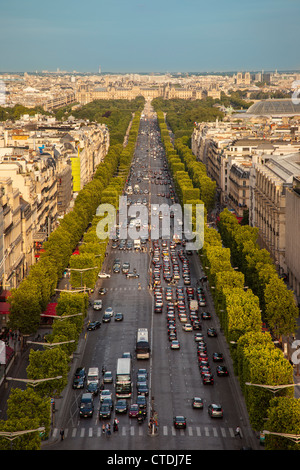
[[0, 0, 299, 73]]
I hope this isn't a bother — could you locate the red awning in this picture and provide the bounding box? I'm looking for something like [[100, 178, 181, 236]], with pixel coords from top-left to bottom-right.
[[40, 302, 57, 317], [0, 302, 10, 315]]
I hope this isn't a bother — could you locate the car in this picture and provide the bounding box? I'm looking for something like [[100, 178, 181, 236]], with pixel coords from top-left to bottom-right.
[[86, 381, 100, 396], [212, 352, 224, 362], [102, 313, 111, 323], [79, 393, 94, 418], [170, 340, 180, 349], [137, 395, 147, 409], [98, 288, 108, 295], [202, 373, 214, 385], [129, 404, 139, 418], [208, 404, 223, 418], [114, 312, 123, 321], [87, 320, 101, 331], [207, 327, 217, 337], [105, 307, 114, 317], [126, 272, 139, 278], [115, 399, 128, 414], [122, 262, 130, 273], [182, 323, 193, 331], [216, 366, 229, 377], [194, 332, 204, 342], [202, 312, 211, 320], [103, 371, 113, 383], [192, 397, 204, 409], [173, 416, 186, 429], [98, 273, 111, 278], [137, 383, 149, 396], [100, 389, 112, 402], [113, 263, 121, 273], [93, 300, 102, 310], [122, 352, 132, 358], [137, 369, 148, 378], [72, 367, 86, 389], [102, 397, 114, 410], [99, 403, 111, 419]]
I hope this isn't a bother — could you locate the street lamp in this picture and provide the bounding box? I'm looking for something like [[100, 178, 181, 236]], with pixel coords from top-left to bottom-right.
[[6, 376, 63, 387], [263, 430, 300, 444], [0, 426, 45, 441], [245, 382, 300, 394], [27, 340, 75, 349]]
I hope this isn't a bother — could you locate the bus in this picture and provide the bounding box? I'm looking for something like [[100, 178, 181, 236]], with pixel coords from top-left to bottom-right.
[[136, 328, 150, 359], [115, 358, 132, 398]]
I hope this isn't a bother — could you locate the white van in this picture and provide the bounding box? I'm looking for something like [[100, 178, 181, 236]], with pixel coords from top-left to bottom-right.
[[87, 367, 99, 385]]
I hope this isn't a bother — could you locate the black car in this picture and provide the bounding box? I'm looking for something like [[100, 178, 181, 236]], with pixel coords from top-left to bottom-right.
[[114, 312, 123, 321], [102, 313, 111, 323], [72, 367, 86, 389], [87, 321, 101, 331], [137, 395, 147, 409], [216, 366, 229, 377], [207, 327, 217, 337], [99, 288, 108, 295], [99, 403, 111, 419], [137, 383, 149, 396], [212, 352, 224, 362], [173, 416, 186, 429], [86, 381, 100, 395], [115, 399, 128, 414], [201, 312, 211, 320]]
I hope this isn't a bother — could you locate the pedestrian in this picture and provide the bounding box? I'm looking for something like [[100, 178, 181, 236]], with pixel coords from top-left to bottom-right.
[[106, 423, 111, 436], [102, 423, 105, 434], [60, 428, 64, 441], [113, 418, 119, 432], [235, 426, 242, 438]]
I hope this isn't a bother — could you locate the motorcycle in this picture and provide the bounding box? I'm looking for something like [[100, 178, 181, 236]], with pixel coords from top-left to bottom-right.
[[137, 413, 144, 424]]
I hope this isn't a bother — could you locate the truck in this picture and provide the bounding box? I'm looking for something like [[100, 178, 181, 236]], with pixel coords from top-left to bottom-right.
[[115, 358, 132, 397], [87, 367, 99, 385], [189, 300, 198, 312], [134, 239, 141, 250]]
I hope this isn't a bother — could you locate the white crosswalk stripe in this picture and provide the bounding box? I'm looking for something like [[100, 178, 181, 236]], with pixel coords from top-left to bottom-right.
[[52, 425, 239, 439]]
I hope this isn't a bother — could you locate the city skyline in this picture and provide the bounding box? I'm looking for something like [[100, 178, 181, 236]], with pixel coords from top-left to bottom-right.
[[0, 0, 299, 73]]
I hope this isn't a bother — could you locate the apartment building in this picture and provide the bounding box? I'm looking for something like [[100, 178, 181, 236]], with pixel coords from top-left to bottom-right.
[[285, 177, 300, 297], [0, 176, 24, 290], [253, 153, 300, 272]]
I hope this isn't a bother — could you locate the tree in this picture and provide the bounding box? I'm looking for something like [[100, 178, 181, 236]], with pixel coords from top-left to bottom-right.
[[264, 275, 298, 337]]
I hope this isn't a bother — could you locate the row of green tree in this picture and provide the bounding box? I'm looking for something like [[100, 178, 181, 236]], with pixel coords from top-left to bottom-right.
[[1, 102, 142, 449], [156, 109, 300, 450], [217, 208, 298, 338]]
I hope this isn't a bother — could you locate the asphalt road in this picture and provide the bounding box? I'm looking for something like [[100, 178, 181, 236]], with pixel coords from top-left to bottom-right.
[[44, 102, 260, 453]]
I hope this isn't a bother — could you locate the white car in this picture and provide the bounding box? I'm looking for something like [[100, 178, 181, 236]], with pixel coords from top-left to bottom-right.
[[182, 323, 193, 331], [100, 389, 112, 402], [105, 307, 114, 317], [170, 340, 180, 349], [98, 273, 111, 278]]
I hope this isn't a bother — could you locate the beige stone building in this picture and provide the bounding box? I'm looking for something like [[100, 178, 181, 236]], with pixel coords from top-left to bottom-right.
[[285, 177, 300, 297], [253, 153, 300, 272]]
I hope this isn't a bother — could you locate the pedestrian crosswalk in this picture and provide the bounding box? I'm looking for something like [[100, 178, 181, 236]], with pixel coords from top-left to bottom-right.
[[52, 424, 237, 440]]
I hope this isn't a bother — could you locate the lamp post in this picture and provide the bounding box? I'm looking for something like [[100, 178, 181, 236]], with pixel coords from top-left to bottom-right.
[[0, 426, 45, 449], [6, 376, 63, 387]]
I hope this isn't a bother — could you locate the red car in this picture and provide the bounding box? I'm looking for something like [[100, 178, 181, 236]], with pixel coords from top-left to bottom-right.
[[129, 404, 139, 418]]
